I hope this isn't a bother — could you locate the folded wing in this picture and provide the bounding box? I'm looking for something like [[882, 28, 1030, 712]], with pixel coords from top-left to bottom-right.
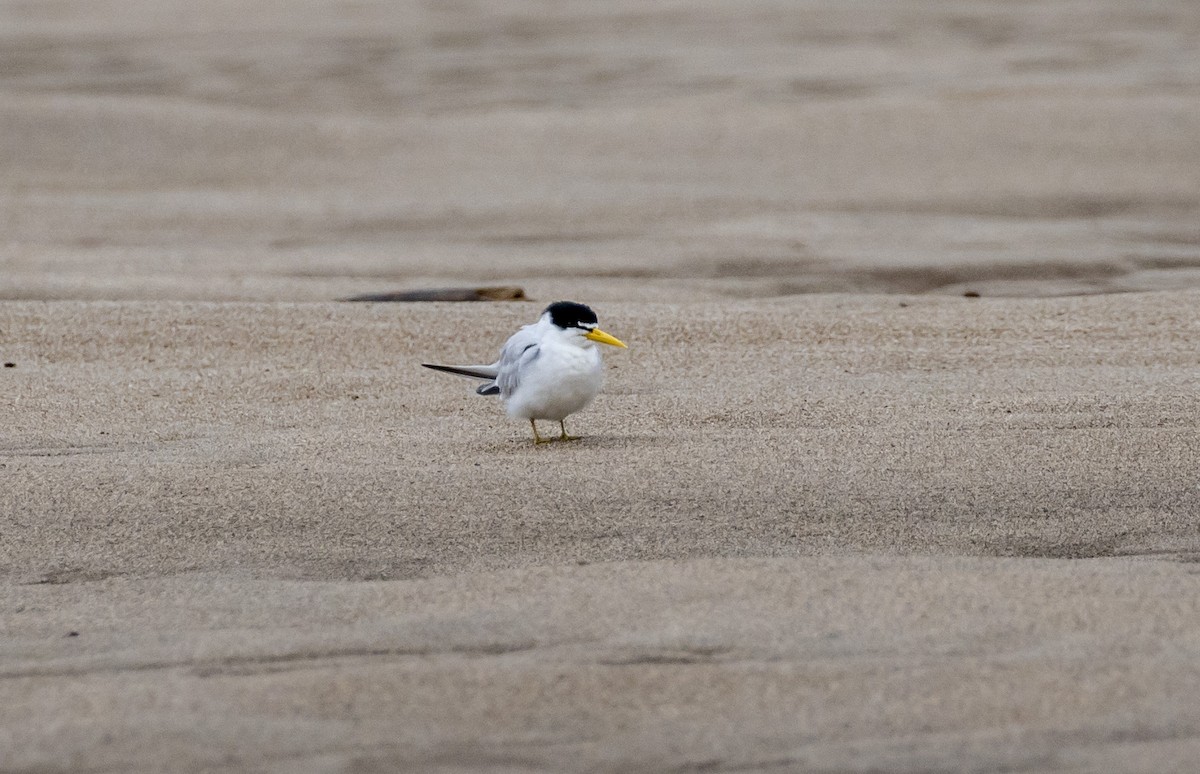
[[423, 321, 541, 399], [496, 327, 545, 399]]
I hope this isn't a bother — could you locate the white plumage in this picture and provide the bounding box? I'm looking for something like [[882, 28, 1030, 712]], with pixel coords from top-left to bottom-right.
[[422, 301, 627, 443]]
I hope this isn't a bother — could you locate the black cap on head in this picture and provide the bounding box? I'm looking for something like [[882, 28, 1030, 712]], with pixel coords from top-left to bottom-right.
[[544, 301, 598, 330]]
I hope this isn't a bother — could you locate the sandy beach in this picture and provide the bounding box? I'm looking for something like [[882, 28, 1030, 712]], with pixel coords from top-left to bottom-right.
[[3, 1, 1200, 771]]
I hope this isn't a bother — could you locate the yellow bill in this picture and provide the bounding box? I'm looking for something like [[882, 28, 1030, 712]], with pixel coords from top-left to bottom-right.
[[585, 328, 627, 348]]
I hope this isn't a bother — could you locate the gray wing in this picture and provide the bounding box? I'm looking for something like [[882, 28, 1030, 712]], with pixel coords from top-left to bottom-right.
[[496, 325, 542, 398]]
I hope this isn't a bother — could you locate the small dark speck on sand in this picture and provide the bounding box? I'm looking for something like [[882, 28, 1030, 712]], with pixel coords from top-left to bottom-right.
[[3, 362, 14, 367], [66, 631, 80, 637], [963, 291, 981, 298]]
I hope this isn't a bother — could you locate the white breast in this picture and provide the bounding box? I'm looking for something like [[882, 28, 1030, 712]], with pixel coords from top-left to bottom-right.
[[504, 341, 603, 421]]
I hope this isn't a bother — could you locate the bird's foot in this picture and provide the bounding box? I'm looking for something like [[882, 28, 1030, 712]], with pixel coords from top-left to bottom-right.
[[558, 422, 580, 442], [531, 420, 554, 445]]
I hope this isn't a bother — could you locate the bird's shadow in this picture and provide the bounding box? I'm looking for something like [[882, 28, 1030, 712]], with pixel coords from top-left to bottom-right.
[[479, 432, 666, 454]]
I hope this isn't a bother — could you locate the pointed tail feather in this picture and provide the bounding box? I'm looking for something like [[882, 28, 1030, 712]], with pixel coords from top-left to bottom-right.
[[421, 363, 499, 381]]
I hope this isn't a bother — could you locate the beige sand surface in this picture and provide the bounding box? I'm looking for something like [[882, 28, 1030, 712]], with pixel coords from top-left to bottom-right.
[[4, 295, 1200, 771], [5, 558, 1200, 773], [4, 0, 1200, 771], [2, 0, 1199, 302]]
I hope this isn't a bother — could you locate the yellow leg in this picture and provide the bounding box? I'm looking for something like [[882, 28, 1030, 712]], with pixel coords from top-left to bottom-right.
[[531, 419, 552, 444], [559, 420, 580, 441]]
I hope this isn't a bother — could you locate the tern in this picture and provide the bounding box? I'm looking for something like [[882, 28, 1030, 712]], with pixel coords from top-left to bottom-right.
[[422, 301, 627, 444]]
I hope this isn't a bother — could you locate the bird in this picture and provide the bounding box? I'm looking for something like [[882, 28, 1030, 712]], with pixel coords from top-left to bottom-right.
[[422, 301, 627, 444]]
